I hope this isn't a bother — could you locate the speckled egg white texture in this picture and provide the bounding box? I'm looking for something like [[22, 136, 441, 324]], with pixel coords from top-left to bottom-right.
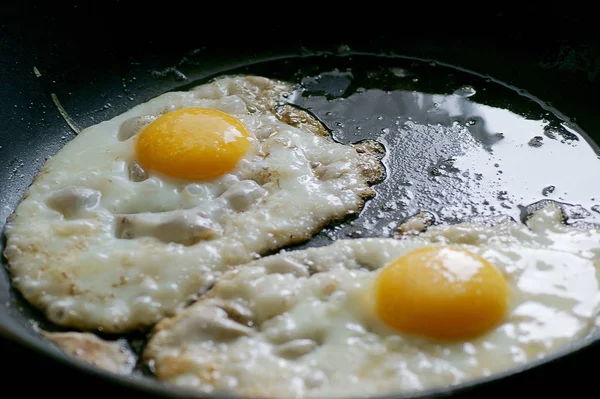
[[3, 76, 384, 333], [144, 204, 600, 398]]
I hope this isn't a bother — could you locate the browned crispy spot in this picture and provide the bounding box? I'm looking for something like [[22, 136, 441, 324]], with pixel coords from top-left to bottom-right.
[[224, 75, 291, 114], [353, 140, 386, 186], [253, 167, 279, 187], [31, 166, 51, 184], [155, 355, 199, 380], [394, 211, 436, 239], [42, 331, 135, 375], [275, 105, 330, 137]]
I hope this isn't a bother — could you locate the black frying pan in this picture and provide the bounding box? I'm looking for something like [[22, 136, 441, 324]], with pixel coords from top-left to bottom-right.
[[2, 4, 600, 399]]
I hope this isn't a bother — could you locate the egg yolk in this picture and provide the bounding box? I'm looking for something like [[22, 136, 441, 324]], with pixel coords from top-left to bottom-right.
[[375, 246, 509, 341], [135, 108, 251, 181]]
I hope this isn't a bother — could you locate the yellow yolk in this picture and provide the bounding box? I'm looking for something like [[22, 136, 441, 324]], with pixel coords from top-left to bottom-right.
[[375, 246, 510, 341], [135, 108, 251, 181]]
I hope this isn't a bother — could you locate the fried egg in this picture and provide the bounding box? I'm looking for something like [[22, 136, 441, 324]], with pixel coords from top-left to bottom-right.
[[3, 76, 384, 333], [42, 331, 135, 375], [144, 203, 600, 398]]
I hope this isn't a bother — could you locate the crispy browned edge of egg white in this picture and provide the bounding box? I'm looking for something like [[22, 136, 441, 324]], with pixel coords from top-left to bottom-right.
[[274, 104, 386, 189], [41, 331, 136, 375]]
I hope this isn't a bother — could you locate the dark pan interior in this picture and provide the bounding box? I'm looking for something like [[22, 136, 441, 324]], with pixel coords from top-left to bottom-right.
[[2, 4, 600, 399]]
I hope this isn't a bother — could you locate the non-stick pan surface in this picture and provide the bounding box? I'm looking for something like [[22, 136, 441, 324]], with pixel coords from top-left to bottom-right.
[[2, 5, 600, 399]]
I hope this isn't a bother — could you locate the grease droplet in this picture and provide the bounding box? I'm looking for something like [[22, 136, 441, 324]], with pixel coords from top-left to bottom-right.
[[528, 136, 544, 148], [542, 186, 556, 196]]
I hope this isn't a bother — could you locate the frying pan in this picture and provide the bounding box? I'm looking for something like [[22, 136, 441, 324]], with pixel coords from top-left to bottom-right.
[[2, 4, 600, 399]]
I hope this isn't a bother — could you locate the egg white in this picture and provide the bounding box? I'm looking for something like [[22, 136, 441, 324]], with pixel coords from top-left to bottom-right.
[[3, 76, 383, 332], [42, 331, 135, 375], [144, 203, 600, 398]]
